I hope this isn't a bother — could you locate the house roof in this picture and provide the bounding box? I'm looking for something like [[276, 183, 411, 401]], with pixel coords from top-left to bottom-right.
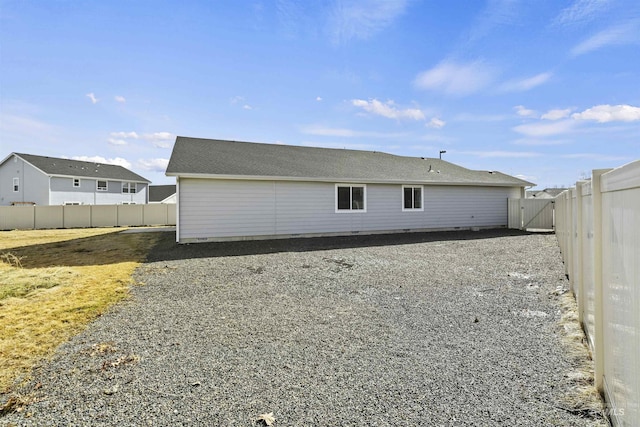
[[166, 137, 534, 187], [149, 184, 176, 202], [526, 188, 568, 198], [7, 153, 150, 183]]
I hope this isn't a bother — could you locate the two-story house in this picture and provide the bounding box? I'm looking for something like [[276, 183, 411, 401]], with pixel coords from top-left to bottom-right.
[[0, 153, 150, 206]]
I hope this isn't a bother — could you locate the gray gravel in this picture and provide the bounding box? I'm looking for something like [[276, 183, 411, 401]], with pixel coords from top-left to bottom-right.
[[2, 230, 606, 426]]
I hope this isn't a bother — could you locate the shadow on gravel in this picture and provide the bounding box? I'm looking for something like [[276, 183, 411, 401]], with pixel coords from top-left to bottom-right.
[[146, 228, 546, 262]]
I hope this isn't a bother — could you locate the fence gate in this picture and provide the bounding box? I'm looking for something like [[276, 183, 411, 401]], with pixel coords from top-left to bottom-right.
[[508, 199, 555, 230]]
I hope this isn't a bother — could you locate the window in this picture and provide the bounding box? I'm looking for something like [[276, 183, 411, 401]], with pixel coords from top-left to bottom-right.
[[97, 180, 107, 191], [64, 202, 81, 205], [121, 201, 136, 205], [122, 182, 136, 193], [73, 178, 80, 187], [336, 184, 366, 212], [402, 185, 423, 211], [13, 177, 19, 192]]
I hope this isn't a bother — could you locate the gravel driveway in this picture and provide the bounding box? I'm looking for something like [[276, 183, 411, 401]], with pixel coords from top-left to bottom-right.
[[3, 230, 606, 426]]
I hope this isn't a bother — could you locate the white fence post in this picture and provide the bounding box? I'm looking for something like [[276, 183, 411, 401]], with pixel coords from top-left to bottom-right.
[[591, 169, 611, 394]]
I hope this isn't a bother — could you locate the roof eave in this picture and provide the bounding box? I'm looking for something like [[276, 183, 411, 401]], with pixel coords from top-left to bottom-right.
[[166, 172, 529, 187]]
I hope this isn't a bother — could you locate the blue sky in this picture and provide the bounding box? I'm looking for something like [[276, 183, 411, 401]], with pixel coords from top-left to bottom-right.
[[1, 0, 639, 189]]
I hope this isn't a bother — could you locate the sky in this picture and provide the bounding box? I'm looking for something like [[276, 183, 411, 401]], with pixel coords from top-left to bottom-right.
[[1, 0, 639, 189]]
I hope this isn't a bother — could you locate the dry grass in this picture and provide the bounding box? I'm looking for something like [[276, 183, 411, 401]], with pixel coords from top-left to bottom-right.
[[556, 290, 605, 420], [0, 228, 162, 394]]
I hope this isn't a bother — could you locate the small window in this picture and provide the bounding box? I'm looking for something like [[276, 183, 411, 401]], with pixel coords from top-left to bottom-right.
[[122, 182, 136, 194], [73, 178, 80, 187], [121, 201, 136, 205], [97, 180, 107, 191], [335, 184, 366, 212], [64, 202, 81, 205], [13, 177, 19, 192], [402, 185, 423, 211]]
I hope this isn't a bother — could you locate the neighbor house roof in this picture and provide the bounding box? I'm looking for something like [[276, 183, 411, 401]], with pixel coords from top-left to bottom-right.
[[166, 137, 534, 187], [149, 184, 176, 202], [6, 153, 150, 183], [526, 188, 568, 198]]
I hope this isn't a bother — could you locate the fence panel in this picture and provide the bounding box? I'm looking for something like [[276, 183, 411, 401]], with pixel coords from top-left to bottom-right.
[[555, 160, 639, 426], [0, 204, 176, 230], [34, 206, 64, 229], [507, 198, 555, 230], [63, 205, 92, 228], [0, 206, 35, 230], [601, 165, 640, 426]]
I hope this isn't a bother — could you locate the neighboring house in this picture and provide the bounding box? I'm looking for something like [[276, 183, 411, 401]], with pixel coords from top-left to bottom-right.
[[166, 137, 534, 243], [149, 185, 176, 203], [0, 153, 150, 206], [526, 188, 568, 199]]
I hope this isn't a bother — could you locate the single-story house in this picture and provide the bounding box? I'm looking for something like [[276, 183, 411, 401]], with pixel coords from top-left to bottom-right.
[[166, 137, 534, 243], [0, 153, 150, 206], [149, 185, 176, 203]]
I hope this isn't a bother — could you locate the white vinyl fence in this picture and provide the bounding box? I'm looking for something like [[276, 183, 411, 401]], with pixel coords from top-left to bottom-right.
[[0, 204, 176, 230], [508, 198, 555, 230], [555, 160, 640, 426]]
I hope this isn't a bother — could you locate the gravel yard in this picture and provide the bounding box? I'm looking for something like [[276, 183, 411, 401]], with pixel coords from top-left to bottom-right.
[[3, 230, 606, 426]]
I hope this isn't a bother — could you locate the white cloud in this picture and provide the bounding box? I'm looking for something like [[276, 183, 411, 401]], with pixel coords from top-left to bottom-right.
[[86, 93, 99, 104], [106, 131, 174, 148], [500, 72, 552, 92], [316, 96, 323, 101], [230, 96, 245, 104], [115, 95, 126, 103], [351, 98, 426, 120], [328, 0, 408, 44], [414, 60, 496, 96], [111, 131, 139, 139], [513, 120, 576, 137], [555, 0, 612, 26], [71, 156, 132, 169], [427, 117, 446, 129], [571, 104, 640, 122], [108, 138, 128, 146], [137, 158, 169, 172], [514, 105, 537, 118], [541, 108, 573, 120], [301, 124, 407, 138], [571, 21, 640, 56], [467, 0, 521, 42], [142, 132, 174, 148], [243, 104, 253, 110]]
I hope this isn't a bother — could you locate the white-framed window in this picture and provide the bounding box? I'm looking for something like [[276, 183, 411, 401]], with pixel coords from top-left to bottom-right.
[[335, 184, 366, 213], [13, 177, 19, 192], [73, 178, 80, 187], [97, 180, 108, 191], [122, 182, 136, 194], [402, 185, 424, 211]]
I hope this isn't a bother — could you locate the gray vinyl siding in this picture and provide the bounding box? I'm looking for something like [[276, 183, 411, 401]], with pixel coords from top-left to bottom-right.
[[178, 178, 521, 242], [0, 156, 49, 206], [49, 177, 148, 205]]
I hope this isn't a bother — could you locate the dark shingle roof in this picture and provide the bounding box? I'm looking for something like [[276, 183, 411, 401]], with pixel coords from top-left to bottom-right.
[[149, 185, 176, 202], [166, 137, 534, 187], [13, 153, 150, 182]]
